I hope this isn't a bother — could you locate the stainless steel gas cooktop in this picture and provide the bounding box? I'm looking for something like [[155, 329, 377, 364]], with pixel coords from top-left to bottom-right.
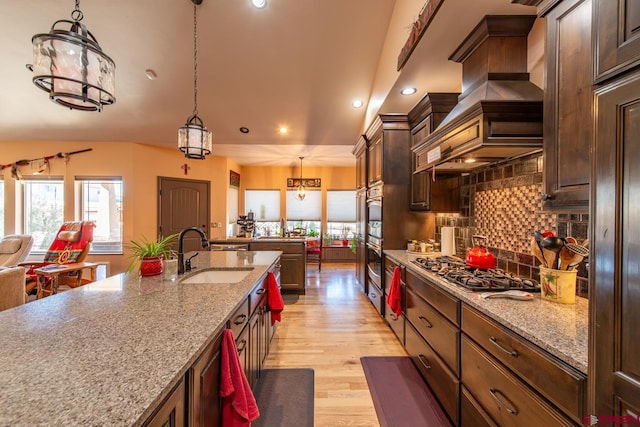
[[411, 256, 540, 293]]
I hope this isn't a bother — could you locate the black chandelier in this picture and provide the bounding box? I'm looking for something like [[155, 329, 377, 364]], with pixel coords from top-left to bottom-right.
[[178, 0, 212, 160], [29, 0, 116, 112]]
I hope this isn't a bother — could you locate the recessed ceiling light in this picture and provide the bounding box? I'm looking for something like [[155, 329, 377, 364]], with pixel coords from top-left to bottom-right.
[[145, 69, 157, 80], [279, 127, 288, 134], [352, 99, 364, 108], [400, 87, 417, 95], [239, 127, 250, 134], [251, 0, 267, 8]]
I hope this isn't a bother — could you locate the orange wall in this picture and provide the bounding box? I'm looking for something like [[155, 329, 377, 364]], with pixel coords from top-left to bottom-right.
[[0, 141, 240, 273]]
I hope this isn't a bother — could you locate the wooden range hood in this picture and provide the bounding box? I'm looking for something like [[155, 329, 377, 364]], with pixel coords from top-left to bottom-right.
[[413, 15, 543, 173]]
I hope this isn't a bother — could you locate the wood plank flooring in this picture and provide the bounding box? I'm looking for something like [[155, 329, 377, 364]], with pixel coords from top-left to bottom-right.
[[265, 263, 407, 427]]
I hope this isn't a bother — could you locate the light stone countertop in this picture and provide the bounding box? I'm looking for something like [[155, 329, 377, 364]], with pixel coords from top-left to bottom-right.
[[0, 250, 281, 427], [385, 250, 589, 374]]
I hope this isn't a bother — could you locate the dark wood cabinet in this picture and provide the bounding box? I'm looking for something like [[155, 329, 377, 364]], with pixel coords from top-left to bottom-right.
[[541, 0, 592, 211], [250, 241, 305, 294], [592, 70, 640, 419], [353, 136, 367, 190], [383, 257, 404, 344], [367, 134, 382, 186], [355, 188, 366, 292], [189, 333, 223, 427], [594, 0, 640, 83], [408, 93, 460, 212], [145, 378, 186, 427]]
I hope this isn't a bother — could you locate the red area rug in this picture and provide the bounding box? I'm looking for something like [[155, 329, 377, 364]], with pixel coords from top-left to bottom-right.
[[361, 356, 453, 427]]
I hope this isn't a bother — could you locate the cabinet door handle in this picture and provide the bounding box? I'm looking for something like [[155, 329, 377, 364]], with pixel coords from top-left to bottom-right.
[[256, 289, 266, 295], [234, 313, 247, 325], [490, 336, 518, 357], [370, 293, 377, 299], [541, 193, 555, 201], [236, 339, 247, 353], [419, 316, 433, 328], [417, 354, 431, 370], [489, 388, 518, 415], [389, 313, 398, 321]]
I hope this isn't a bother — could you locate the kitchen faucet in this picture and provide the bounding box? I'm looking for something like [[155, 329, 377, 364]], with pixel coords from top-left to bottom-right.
[[178, 227, 210, 275]]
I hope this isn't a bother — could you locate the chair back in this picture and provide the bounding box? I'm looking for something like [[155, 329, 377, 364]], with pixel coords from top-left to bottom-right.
[[43, 221, 95, 264], [0, 235, 34, 267]]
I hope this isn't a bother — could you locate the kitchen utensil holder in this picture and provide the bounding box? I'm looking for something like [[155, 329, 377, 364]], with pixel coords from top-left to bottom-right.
[[539, 267, 577, 304]]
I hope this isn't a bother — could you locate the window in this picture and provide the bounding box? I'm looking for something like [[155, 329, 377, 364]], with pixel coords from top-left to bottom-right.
[[245, 190, 280, 236], [286, 190, 321, 236], [77, 177, 123, 253], [227, 187, 238, 237], [326, 190, 356, 241], [23, 178, 64, 252]]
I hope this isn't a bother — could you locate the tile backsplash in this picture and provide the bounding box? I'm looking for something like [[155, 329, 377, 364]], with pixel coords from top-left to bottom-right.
[[435, 153, 590, 298]]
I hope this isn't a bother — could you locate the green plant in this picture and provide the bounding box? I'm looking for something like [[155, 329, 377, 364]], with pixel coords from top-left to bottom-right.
[[307, 229, 319, 237], [349, 235, 357, 254], [125, 233, 178, 273]]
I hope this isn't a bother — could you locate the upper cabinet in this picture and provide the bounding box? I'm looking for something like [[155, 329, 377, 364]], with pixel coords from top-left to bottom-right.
[[353, 136, 367, 190], [364, 114, 411, 187], [541, 0, 592, 211], [594, 0, 640, 83], [408, 93, 461, 212]]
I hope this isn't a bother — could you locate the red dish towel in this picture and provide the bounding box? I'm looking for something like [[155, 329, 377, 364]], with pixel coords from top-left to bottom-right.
[[266, 271, 284, 326], [387, 266, 402, 317], [220, 329, 260, 427]]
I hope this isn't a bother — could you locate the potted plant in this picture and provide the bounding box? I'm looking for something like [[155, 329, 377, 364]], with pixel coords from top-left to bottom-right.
[[125, 234, 178, 277]]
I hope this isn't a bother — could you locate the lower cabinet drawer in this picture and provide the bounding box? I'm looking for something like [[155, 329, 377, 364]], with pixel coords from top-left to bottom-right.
[[406, 322, 459, 425], [228, 298, 249, 339], [406, 286, 460, 375], [462, 304, 586, 422], [367, 281, 384, 317], [384, 300, 405, 345], [461, 335, 574, 427], [460, 385, 497, 427]]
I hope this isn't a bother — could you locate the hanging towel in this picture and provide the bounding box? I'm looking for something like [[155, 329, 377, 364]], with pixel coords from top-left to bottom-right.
[[387, 266, 402, 317], [266, 271, 284, 326], [220, 329, 260, 427]]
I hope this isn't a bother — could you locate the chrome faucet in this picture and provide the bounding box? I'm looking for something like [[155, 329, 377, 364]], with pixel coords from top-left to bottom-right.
[[178, 227, 210, 275]]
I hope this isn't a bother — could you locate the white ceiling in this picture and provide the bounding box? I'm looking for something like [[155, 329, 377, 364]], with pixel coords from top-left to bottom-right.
[[0, 0, 536, 167]]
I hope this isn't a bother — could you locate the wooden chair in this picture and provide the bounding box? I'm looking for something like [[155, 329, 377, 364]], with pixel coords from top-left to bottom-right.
[[20, 221, 95, 297], [306, 237, 322, 271]]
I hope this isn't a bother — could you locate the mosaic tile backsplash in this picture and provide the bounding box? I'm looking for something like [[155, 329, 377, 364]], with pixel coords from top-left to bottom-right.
[[435, 154, 590, 298]]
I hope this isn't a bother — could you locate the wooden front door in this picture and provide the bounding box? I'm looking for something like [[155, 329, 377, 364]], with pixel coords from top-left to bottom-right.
[[158, 177, 210, 254]]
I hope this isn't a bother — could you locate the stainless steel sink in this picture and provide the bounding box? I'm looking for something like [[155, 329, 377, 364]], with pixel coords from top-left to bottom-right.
[[180, 268, 253, 284]]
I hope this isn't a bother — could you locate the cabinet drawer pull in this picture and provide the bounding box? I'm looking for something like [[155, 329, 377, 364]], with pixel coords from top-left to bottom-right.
[[389, 313, 398, 321], [234, 313, 247, 325], [419, 316, 433, 328], [256, 289, 266, 295], [489, 388, 518, 415], [236, 339, 247, 352], [490, 336, 518, 357], [370, 293, 378, 299], [417, 354, 432, 370]]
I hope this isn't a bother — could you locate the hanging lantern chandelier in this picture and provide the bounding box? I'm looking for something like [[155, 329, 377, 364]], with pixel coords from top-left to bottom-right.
[[178, 0, 212, 160], [297, 156, 306, 201], [29, 0, 116, 112]]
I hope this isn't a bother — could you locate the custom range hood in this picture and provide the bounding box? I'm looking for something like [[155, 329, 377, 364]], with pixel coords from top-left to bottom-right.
[[413, 15, 543, 173]]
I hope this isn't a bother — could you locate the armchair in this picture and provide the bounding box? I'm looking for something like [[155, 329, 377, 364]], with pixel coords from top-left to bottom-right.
[[0, 266, 27, 311], [0, 234, 34, 267], [21, 221, 95, 297]]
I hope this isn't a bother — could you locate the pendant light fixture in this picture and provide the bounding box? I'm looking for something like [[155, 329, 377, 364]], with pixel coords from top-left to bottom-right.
[[296, 156, 306, 201], [29, 0, 116, 112], [178, 0, 212, 160]]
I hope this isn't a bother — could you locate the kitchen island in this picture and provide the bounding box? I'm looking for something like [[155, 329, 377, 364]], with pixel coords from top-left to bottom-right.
[[0, 250, 281, 426], [211, 237, 306, 294]]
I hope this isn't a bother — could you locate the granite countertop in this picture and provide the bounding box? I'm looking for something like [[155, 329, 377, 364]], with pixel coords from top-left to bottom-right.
[[0, 250, 281, 427], [385, 250, 589, 375]]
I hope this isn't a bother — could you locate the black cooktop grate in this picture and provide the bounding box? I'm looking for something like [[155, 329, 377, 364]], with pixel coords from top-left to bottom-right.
[[411, 256, 540, 292]]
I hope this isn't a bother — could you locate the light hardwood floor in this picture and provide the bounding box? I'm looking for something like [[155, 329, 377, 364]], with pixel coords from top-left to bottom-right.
[[264, 263, 407, 427]]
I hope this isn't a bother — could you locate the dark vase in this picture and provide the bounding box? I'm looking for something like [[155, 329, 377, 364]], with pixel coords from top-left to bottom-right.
[[140, 255, 163, 277]]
